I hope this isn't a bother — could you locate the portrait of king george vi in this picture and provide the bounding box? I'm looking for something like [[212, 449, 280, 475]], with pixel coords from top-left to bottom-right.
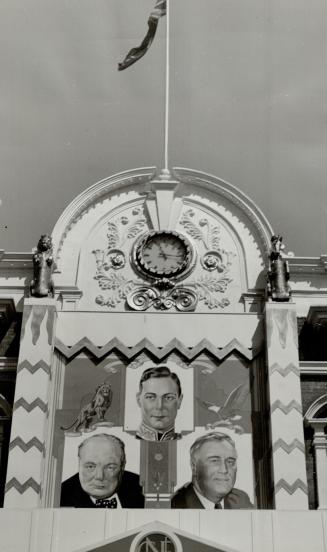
[[135, 366, 183, 442]]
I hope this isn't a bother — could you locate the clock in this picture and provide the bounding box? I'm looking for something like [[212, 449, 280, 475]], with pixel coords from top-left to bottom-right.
[[133, 230, 194, 279]]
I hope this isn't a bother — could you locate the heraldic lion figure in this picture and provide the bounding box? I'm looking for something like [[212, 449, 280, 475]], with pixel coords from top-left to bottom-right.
[[61, 383, 113, 432], [30, 234, 55, 298]]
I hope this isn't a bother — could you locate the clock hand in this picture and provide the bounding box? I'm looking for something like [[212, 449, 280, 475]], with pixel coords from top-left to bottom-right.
[[159, 253, 184, 258], [158, 245, 167, 260]]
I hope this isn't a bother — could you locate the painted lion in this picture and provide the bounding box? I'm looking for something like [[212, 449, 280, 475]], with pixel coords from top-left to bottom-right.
[[61, 383, 113, 432]]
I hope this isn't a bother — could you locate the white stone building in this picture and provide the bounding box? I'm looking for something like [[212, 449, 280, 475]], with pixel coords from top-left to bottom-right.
[[0, 167, 327, 551]]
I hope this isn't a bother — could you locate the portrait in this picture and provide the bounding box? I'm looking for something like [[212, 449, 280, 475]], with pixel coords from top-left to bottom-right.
[[172, 431, 253, 509], [124, 361, 193, 439], [60, 431, 144, 508]]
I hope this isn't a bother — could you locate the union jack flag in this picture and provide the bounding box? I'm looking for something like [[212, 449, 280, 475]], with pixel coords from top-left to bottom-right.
[[118, 0, 166, 71]]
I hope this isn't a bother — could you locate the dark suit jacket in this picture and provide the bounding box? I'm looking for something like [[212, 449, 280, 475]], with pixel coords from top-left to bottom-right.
[[171, 482, 253, 509], [60, 471, 144, 508]]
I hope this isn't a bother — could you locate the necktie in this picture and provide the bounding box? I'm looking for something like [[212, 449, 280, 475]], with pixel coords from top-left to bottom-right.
[[214, 501, 222, 509], [95, 497, 117, 508]]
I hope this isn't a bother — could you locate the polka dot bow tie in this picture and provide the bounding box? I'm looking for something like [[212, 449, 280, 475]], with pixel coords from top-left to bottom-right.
[[95, 497, 117, 508]]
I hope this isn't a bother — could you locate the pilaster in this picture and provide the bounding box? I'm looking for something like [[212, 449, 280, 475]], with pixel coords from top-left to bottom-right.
[[309, 420, 327, 509], [4, 298, 57, 507], [265, 302, 308, 509]]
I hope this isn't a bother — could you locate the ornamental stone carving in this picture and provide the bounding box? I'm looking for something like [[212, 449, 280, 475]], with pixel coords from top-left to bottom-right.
[[92, 204, 236, 311], [126, 285, 198, 312], [30, 234, 55, 298], [267, 235, 291, 302]]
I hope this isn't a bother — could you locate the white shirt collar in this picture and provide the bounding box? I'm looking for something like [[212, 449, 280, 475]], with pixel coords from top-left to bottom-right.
[[193, 485, 224, 509]]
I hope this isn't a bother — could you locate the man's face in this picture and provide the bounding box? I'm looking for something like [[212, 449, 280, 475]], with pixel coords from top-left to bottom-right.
[[193, 440, 237, 502], [137, 376, 182, 432], [79, 438, 123, 499]]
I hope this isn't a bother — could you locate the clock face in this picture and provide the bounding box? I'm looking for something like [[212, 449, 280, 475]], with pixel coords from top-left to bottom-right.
[[134, 231, 193, 278]]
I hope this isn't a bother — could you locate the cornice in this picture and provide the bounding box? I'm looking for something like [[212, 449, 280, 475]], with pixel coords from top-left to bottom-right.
[[291, 290, 327, 297], [288, 256, 327, 274], [0, 252, 33, 270]]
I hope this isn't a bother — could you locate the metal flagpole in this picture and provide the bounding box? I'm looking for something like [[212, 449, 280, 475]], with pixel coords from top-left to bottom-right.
[[163, 0, 170, 177]]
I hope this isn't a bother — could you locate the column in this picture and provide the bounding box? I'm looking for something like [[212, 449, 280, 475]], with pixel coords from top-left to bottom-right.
[[310, 420, 327, 509], [4, 298, 57, 507], [265, 302, 308, 509]]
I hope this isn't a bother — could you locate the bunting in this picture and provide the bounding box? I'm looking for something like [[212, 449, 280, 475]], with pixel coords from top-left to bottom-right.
[[118, 0, 166, 71]]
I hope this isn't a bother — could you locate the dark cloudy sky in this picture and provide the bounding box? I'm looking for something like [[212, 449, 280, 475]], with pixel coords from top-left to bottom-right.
[[0, 0, 326, 256]]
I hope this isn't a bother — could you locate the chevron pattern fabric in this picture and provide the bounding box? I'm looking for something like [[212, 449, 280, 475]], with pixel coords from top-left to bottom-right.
[[266, 304, 308, 508], [4, 300, 56, 508], [55, 336, 258, 362]]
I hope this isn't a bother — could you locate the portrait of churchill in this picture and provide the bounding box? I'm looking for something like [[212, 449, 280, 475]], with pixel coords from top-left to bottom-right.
[[171, 432, 253, 509], [136, 366, 183, 441], [60, 433, 144, 508]]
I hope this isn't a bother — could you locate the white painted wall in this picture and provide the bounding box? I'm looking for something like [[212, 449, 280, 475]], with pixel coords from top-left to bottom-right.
[[0, 510, 327, 552]]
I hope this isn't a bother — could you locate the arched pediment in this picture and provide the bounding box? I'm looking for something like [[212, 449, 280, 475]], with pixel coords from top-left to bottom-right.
[[52, 167, 273, 312], [73, 520, 240, 552], [305, 394, 327, 421]]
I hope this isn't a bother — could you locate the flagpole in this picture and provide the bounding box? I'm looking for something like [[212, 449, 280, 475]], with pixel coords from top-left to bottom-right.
[[163, 0, 170, 176]]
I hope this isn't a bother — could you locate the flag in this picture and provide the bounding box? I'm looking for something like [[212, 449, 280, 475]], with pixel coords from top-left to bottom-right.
[[118, 0, 166, 71]]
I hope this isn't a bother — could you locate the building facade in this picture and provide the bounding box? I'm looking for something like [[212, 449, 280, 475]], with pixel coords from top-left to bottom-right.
[[0, 167, 327, 551]]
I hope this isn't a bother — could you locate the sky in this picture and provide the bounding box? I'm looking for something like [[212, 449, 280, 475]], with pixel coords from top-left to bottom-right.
[[0, 0, 326, 256]]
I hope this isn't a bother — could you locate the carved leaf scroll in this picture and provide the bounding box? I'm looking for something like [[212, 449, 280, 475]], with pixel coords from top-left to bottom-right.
[[188, 275, 231, 309], [180, 210, 206, 245], [122, 218, 147, 244], [95, 274, 137, 308], [208, 225, 221, 251], [195, 275, 232, 294], [95, 271, 136, 294], [107, 222, 120, 250]]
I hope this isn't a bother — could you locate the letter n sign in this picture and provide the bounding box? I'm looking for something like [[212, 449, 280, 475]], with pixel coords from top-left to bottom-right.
[[136, 533, 176, 552]]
